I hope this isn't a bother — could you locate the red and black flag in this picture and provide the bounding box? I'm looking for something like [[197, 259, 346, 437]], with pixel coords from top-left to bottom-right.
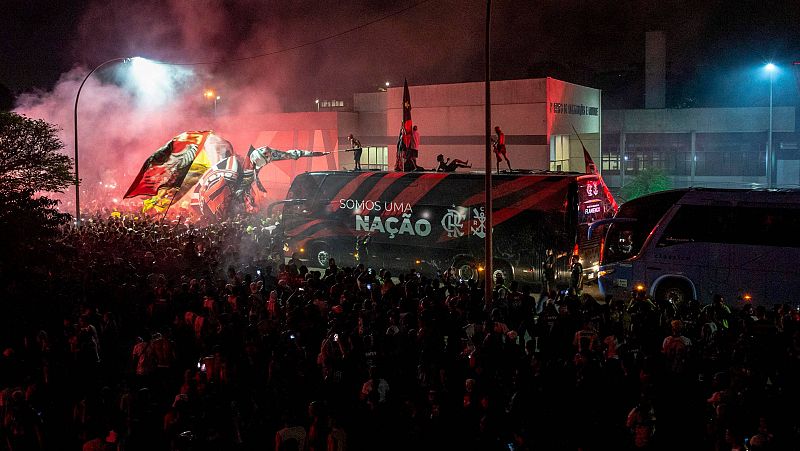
[[124, 131, 211, 198], [401, 78, 413, 148], [570, 124, 597, 174], [583, 147, 597, 174]]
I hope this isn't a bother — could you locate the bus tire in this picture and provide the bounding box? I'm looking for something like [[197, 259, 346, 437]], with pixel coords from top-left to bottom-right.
[[453, 256, 478, 282], [492, 260, 514, 283], [655, 279, 693, 307], [310, 241, 331, 268]]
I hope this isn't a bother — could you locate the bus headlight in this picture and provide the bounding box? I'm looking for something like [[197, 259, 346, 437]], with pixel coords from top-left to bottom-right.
[[598, 268, 615, 278]]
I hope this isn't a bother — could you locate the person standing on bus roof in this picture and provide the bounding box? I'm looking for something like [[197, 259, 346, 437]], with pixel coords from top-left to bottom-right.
[[348, 134, 363, 171], [411, 125, 421, 170], [492, 126, 512, 173]]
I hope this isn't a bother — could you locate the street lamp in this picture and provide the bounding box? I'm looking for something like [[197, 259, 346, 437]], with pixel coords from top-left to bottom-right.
[[484, 0, 493, 302], [73, 57, 130, 227], [315, 98, 320, 111], [764, 63, 776, 188], [204, 89, 220, 115]]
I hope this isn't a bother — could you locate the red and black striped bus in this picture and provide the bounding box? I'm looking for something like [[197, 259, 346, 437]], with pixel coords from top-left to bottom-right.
[[276, 170, 617, 287]]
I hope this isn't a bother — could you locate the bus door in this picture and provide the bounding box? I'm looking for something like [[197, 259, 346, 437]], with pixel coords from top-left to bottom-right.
[[651, 204, 732, 302]]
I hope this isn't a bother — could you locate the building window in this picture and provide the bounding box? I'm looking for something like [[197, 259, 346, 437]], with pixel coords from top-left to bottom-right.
[[623, 133, 692, 176], [349, 146, 388, 171], [549, 135, 570, 171], [695, 132, 766, 177], [601, 133, 620, 174], [602, 151, 620, 173], [320, 100, 345, 108]]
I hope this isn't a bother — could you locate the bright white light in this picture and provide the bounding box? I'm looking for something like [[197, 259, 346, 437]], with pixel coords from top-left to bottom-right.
[[123, 57, 193, 108], [385, 81, 390, 87], [765, 63, 777, 72]]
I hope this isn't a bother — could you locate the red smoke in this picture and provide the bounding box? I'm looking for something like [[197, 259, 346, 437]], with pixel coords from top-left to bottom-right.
[[12, 0, 485, 214]]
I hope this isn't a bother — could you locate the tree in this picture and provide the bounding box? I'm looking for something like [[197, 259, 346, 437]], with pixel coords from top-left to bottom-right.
[[0, 112, 74, 193], [619, 168, 672, 202], [0, 112, 73, 281]]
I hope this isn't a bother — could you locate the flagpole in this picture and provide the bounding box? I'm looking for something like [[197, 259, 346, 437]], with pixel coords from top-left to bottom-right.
[[160, 189, 180, 223], [484, 0, 493, 303]]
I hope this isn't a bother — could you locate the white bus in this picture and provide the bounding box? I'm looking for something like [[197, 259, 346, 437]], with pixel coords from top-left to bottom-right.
[[597, 188, 800, 306]]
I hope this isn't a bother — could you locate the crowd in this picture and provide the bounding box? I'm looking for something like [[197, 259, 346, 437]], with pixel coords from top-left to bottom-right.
[[0, 214, 798, 451]]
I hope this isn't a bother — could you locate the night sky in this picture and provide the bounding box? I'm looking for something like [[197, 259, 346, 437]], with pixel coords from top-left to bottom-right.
[[2, 0, 799, 110]]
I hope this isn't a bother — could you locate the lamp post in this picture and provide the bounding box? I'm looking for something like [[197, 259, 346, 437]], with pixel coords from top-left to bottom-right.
[[315, 98, 320, 111], [204, 89, 220, 115], [74, 57, 129, 228], [484, 0, 493, 303], [765, 63, 776, 188]]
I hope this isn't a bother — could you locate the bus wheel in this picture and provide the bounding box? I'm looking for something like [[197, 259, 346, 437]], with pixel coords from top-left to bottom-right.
[[311, 242, 331, 268], [453, 256, 478, 282], [655, 279, 693, 307], [492, 260, 514, 283]]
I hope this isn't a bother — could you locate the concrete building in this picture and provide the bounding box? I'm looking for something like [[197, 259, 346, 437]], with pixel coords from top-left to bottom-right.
[[219, 77, 603, 202], [216, 61, 799, 208], [599, 31, 800, 191], [601, 107, 798, 190]]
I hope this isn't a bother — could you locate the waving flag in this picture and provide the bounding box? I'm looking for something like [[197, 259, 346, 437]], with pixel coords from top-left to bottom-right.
[[401, 79, 413, 148], [195, 156, 242, 216], [124, 131, 212, 198], [570, 124, 597, 174]]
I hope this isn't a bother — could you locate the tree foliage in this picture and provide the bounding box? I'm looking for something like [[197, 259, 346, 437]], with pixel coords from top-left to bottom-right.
[[0, 113, 73, 281], [0, 112, 74, 194], [619, 168, 672, 202]]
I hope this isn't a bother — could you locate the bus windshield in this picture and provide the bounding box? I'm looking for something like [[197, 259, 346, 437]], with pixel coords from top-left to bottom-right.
[[602, 190, 685, 265]]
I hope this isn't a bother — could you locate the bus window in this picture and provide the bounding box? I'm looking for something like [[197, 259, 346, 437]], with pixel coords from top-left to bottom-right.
[[732, 207, 800, 248], [605, 225, 637, 263], [283, 174, 326, 228], [602, 190, 684, 264], [657, 205, 800, 248], [657, 205, 733, 247]]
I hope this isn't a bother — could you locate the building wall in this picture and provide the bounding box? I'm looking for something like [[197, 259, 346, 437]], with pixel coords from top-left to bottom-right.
[[206, 78, 603, 205], [601, 107, 799, 189], [373, 78, 601, 172], [546, 78, 602, 171], [382, 79, 550, 171], [213, 112, 345, 203]]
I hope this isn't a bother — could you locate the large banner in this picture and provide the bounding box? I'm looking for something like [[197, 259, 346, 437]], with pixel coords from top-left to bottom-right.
[[124, 131, 213, 199]]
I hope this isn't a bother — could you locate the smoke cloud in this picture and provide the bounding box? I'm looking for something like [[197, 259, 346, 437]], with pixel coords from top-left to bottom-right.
[[12, 0, 484, 213]]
